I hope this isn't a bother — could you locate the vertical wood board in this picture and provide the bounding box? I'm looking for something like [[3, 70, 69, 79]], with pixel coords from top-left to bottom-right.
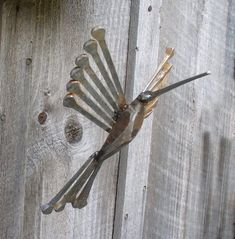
[[143, 0, 235, 238], [0, 0, 131, 238]]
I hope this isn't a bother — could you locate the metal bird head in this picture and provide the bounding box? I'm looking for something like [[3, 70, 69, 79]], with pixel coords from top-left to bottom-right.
[[137, 91, 153, 102], [41, 26, 210, 214]]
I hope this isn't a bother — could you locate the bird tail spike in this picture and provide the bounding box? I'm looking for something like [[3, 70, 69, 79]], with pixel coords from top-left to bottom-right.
[[71, 161, 103, 209], [41, 152, 102, 214]]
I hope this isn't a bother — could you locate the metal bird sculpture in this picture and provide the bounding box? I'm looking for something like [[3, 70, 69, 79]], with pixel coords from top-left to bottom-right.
[[41, 27, 210, 214]]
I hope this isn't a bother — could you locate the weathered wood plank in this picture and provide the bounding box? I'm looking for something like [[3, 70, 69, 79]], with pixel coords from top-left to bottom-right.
[[0, 1, 34, 238], [26, 1, 131, 238], [0, 0, 131, 238], [0, 1, 33, 238], [113, 1, 162, 238], [142, 0, 235, 238]]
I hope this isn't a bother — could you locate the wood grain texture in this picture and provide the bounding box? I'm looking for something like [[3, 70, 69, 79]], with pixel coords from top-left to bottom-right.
[[113, 1, 162, 238], [142, 0, 235, 238], [0, 1, 34, 238], [0, 0, 130, 238]]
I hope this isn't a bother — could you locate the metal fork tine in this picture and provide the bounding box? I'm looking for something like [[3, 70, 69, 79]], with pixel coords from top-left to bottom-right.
[[149, 62, 172, 92], [63, 93, 111, 132], [83, 40, 119, 103], [144, 48, 174, 91], [70, 67, 114, 117], [144, 74, 169, 118], [91, 27, 126, 107], [143, 63, 172, 118], [67, 81, 114, 126], [75, 54, 119, 111]]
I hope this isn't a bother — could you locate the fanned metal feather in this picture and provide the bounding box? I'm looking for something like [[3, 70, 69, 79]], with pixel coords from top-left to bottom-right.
[[63, 27, 126, 132], [144, 74, 169, 118], [75, 54, 119, 111], [63, 94, 112, 132], [143, 49, 174, 118]]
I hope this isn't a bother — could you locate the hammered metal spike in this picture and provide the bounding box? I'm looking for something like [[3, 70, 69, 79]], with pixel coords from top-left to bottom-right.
[[70, 66, 114, 116], [91, 27, 126, 107], [66, 80, 114, 126], [63, 94, 111, 132], [75, 54, 119, 111], [83, 39, 119, 103]]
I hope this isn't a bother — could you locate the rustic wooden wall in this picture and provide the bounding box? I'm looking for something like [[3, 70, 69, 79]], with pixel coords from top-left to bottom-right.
[[142, 0, 235, 238], [0, 0, 234, 239], [0, 0, 130, 238]]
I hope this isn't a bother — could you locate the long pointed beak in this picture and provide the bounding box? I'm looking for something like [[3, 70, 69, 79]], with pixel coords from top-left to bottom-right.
[[147, 71, 210, 100]]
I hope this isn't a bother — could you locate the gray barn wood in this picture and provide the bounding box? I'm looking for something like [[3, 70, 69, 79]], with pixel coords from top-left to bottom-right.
[[0, 0, 234, 239]]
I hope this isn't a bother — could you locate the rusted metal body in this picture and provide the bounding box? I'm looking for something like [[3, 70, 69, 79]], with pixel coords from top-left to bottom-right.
[[41, 27, 209, 214]]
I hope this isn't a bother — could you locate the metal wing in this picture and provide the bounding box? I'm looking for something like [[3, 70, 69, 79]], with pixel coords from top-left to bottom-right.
[[63, 27, 126, 132], [143, 48, 175, 118]]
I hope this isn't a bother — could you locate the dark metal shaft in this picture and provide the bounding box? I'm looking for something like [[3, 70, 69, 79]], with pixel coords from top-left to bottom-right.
[[147, 72, 210, 101]]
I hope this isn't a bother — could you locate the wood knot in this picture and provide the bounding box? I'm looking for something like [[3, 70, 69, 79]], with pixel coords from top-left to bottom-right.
[[26, 58, 32, 65], [64, 117, 83, 144], [0, 113, 6, 122], [38, 112, 47, 124]]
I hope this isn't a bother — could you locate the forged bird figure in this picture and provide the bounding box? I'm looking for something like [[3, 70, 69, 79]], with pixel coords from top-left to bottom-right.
[[41, 27, 210, 214]]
